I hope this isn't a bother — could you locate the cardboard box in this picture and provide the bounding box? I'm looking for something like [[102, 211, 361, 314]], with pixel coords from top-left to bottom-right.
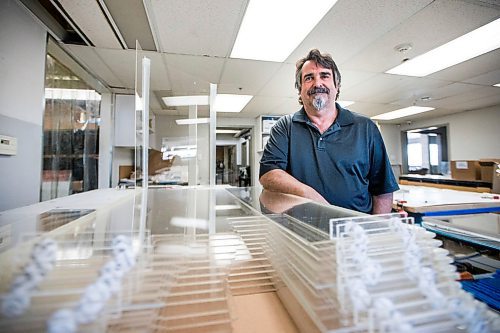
[[119, 165, 134, 179], [72, 180, 83, 192], [148, 149, 174, 175], [492, 163, 500, 195], [479, 159, 500, 183], [450, 160, 480, 181]]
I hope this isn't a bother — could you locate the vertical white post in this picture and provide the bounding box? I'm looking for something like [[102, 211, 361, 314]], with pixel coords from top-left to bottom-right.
[[209, 83, 217, 187], [188, 105, 198, 186], [208, 84, 217, 233], [139, 57, 150, 248], [141, 57, 150, 189]]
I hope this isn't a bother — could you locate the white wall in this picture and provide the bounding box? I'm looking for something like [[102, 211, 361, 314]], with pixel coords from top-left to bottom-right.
[[0, 1, 46, 126], [399, 106, 500, 160], [114, 95, 136, 147], [0, 1, 47, 211], [379, 124, 402, 165]]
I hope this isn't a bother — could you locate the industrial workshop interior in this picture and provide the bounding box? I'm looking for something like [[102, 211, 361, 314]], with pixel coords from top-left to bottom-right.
[[1, 0, 500, 332]]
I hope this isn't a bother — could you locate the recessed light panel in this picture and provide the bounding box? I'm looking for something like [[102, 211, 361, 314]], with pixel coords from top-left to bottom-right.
[[371, 106, 435, 120], [230, 0, 338, 62], [162, 95, 209, 106], [214, 94, 253, 112], [175, 118, 210, 125]]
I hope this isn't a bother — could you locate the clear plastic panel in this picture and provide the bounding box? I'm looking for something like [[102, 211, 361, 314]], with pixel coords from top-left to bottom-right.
[[2, 187, 497, 332], [42, 47, 101, 201], [133, 41, 151, 251], [134, 41, 145, 188], [0, 231, 153, 333]]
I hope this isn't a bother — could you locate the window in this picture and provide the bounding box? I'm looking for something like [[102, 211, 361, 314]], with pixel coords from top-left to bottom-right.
[[407, 143, 423, 168]]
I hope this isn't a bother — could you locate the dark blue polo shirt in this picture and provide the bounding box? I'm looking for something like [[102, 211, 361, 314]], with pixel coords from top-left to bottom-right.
[[259, 105, 399, 213]]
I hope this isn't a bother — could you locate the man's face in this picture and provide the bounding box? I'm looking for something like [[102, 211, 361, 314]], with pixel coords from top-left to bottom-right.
[[300, 60, 337, 112]]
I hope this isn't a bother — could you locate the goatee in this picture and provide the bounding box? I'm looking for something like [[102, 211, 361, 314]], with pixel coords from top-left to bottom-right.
[[312, 96, 326, 110]]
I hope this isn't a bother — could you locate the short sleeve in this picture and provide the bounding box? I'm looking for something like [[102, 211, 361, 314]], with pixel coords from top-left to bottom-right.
[[259, 116, 291, 178], [368, 123, 400, 196]]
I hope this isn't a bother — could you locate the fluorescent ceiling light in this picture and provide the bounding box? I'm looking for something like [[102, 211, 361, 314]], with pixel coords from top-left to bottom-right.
[[216, 129, 240, 134], [494, 83, 500, 87], [176, 118, 210, 125], [163, 94, 252, 112], [387, 18, 500, 77], [163, 95, 209, 106], [214, 94, 253, 112], [231, 0, 338, 62], [337, 100, 355, 108], [371, 106, 435, 120]]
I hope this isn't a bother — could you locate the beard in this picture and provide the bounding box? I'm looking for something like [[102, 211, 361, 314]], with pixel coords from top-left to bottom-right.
[[312, 95, 327, 110], [307, 86, 330, 111]]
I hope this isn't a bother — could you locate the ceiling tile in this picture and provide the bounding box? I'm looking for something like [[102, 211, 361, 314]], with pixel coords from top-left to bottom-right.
[[289, 0, 434, 65], [219, 59, 282, 95], [94, 48, 137, 89], [150, 0, 247, 57], [463, 68, 500, 87], [429, 85, 500, 110], [257, 64, 297, 98], [351, 102, 400, 118], [241, 96, 294, 118], [65, 45, 124, 88], [163, 53, 226, 96], [343, 0, 500, 74], [58, 0, 122, 48]]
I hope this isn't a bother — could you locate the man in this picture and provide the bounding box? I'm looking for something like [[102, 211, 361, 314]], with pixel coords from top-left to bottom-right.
[[259, 49, 399, 214]]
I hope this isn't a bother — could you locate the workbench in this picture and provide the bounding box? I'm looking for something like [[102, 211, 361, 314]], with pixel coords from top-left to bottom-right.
[[399, 174, 492, 193], [393, 185, 500, 223]]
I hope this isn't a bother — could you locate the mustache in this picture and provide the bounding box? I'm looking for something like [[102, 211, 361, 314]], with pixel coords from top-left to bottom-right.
[[307, 86, 330, 95]]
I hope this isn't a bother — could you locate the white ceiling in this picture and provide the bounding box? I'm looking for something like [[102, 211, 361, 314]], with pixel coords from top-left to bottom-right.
[[27, 0, 500, 123]]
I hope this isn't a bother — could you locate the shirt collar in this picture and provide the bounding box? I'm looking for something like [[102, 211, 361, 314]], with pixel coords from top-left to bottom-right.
[[292, 102, 355, 126]]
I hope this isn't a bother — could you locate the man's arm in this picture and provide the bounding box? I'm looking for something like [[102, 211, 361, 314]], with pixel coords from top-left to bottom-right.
[[371, 192, 394, 214], [260, 169, 329, 204]]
